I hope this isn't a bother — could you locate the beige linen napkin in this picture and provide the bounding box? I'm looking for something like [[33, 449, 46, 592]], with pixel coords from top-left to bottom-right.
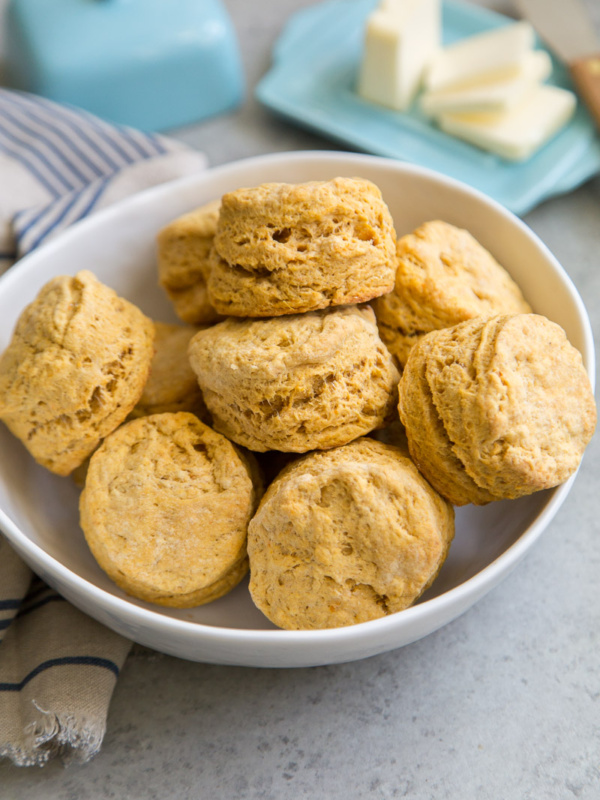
[[0, 88, 206, 765], [0, 541, 131, 765]]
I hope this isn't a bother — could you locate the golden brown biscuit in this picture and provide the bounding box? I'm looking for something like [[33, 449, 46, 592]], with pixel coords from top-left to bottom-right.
[[373, 220, 531, 366], [207, 178, 397, 317], [399, 314, 597, 505], [0, 271, 154, 476], [188, 305, 401, 453], [247, 437, 455, 630], [157, 199, 221, 324], [129, 321, 209, 421], [80, 412, 262, 607]]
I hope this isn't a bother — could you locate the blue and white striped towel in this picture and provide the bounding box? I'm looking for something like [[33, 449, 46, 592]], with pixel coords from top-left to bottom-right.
[[0, 88, 207, 767], [0, 87, 207, 272]]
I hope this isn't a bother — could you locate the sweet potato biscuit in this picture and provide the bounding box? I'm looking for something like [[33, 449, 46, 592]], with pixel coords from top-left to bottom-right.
[[129, 321, 209, 421], [157, 199, 221, 324], [207, 178, 397, 317], [373, 220, 531, 366], [0, 271, 154, 476], [399, 314, 597, 505], [188, 305, 401, 453], [247, 437, 455, 630], [80, 412, 262, 607]]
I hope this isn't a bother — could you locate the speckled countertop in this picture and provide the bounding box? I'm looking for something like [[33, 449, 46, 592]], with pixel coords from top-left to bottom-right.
[[0, 1, 599, 798]]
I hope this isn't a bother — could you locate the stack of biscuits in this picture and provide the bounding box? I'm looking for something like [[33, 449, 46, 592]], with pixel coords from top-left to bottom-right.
[[0, 177, 596, 631]]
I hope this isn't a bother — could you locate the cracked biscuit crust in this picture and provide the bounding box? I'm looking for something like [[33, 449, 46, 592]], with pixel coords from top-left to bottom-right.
[[207, 178, 397, 317], [399, 314, 597, 505], [157, 199, 221, 324], [0, 271, 154, 476], [188, 305, 401, 453], [80, 412, 262, 607], [373, 220, 531, 366], [247, 437, 455, 630]]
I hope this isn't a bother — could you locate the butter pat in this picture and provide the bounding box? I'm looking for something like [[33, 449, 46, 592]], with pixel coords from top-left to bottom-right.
[[358, 0, 440, 111], [420, 50, 552, 116], [425, 21, 536, 93], [438, 85, 576, 161]]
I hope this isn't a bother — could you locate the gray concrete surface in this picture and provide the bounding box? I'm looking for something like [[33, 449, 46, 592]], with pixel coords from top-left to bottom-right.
[[1, 1, 599, 797]]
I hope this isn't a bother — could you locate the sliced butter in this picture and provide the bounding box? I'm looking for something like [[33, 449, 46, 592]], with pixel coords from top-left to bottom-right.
[[438, 84, 576, 161], [420, 50, 552, 116], [425, 21, 535, 93], [358, 0, 440, 111]]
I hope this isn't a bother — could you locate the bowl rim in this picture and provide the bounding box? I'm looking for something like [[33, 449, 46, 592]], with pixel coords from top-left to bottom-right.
[[0, 150, 595, 653]]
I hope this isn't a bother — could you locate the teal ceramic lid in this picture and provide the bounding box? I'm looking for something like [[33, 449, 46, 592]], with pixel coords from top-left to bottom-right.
[[5, 0, 244, 131]]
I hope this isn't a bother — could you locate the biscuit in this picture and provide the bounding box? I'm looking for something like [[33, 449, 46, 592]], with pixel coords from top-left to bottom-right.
[[157, 199, 221, 324], [207, 178, 397, 317], [129, 321, 209, 421], [373, 220, 531, 366], [247, 437, 455, 629], [0, 271, 154, 476], [188, 305, 401, 453], [80, 412, 262, 607], [398, 314, 597, 505]]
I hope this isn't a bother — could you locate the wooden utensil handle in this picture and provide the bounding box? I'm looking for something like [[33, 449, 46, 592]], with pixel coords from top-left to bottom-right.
[[570, 54, 600, 132]]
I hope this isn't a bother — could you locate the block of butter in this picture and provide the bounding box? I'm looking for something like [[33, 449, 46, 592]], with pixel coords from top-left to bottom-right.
[[358, 0, 440, 111], [420, 50, 552, 116], [425, 21, 536, 93], [438, 84, 577, 161]]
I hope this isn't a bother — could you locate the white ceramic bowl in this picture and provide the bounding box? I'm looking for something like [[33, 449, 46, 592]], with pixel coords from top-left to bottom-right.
[[0, 152, 594, 668]]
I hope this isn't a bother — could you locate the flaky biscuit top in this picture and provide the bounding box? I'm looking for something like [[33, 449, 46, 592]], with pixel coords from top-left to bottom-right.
[[0, 270, 154, 475], [80, 412, 262, 607], [208, 178, 397, 316], [188, 305, 400, 452], [248, 437, 454, 630], [374, 220, 531, 365]]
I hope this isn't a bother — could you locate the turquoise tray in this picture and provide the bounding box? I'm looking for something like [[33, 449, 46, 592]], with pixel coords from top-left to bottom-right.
[[256, 0, 600, 215]]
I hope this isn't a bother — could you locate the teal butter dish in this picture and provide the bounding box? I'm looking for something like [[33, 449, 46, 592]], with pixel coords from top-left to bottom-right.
[[4, 0, 244, 131]]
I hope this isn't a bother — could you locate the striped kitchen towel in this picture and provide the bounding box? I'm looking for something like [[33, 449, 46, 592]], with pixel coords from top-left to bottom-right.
[[0, 87, 207, 273], [0, 88, 207, 766], [0, 541, 131, 767]]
